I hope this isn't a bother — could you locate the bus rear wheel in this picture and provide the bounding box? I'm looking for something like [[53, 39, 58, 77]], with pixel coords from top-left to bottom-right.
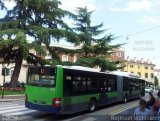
[[124, 96, 128, 103], [88, 99, 96, 112]]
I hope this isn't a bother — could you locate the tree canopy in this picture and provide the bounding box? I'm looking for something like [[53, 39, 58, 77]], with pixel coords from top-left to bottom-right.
[[72, 7, 121, 71], [0, 0, 79, 87]]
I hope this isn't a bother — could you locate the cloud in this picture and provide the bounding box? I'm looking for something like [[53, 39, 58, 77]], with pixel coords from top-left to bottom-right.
[[140, 16, 160, 24], [59, 0, 96, 12], [110, 0, 154, 12]]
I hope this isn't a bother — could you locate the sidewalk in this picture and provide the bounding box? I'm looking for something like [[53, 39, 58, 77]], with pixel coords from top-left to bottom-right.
[[0, 94, 25, 102]]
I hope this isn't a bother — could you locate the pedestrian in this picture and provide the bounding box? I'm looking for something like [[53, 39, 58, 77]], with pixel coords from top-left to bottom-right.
[[133, 98, 152, 121], [146, 92, 155, 110], [153, 90, 160, 120]]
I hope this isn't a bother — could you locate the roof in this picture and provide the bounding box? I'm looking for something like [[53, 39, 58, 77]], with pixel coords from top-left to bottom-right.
[[59, 65, 100, 72], [110, 71, 140, 78]]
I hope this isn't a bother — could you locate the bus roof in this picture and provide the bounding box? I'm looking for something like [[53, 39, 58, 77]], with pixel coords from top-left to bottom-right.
[[110, 71, 140, 79], [61, 65, 100, 72]]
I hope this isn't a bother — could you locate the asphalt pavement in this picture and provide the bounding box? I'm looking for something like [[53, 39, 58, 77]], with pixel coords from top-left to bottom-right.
[[0, 91, 158, 121]]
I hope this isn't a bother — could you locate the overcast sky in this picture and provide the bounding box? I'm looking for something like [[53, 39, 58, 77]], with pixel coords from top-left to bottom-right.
[[1, 0, 160, 68]]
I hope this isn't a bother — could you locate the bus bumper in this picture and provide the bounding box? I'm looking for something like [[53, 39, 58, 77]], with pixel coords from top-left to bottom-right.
[[25, 101, 60, 114]]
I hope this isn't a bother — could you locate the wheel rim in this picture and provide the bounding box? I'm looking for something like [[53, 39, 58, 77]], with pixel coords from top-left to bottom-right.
[[124, 97, 127, 103], [90, 101, 95, 111]]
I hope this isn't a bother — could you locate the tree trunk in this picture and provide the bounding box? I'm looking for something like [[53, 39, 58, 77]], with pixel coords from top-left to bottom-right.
[[10, 51, 23, 88]]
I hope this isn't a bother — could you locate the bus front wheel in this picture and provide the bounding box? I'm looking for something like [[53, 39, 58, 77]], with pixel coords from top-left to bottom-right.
[[88, 99, 96, 112]]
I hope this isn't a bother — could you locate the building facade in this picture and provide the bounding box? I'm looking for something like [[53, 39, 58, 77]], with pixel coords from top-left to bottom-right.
[[124, 57, 155, 83], [0, 44, 125, 86]]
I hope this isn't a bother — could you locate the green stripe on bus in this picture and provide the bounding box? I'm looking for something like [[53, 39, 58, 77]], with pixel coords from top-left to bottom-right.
[[108, 92, 117, 98], [61, 94, 99, 106]]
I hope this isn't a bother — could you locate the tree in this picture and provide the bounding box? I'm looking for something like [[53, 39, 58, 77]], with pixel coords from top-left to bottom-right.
[[0, 0, 79, 88], [73, 7, 121, 71], [154, 76, 159, 89]]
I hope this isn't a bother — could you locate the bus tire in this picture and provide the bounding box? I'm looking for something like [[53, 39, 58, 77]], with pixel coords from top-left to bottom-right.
[[88, 99, 96, 112], [124, 95, 128, 103]]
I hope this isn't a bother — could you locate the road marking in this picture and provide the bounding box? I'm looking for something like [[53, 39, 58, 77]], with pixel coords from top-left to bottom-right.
[[0, 103, 19, 107], [0, 107, 27, 114], [0, 105, 24, 110], [8, 109, 37, 115], [108, 103, 138, 115], [82, 117, 97, 121], [113, 104, 138, 115]]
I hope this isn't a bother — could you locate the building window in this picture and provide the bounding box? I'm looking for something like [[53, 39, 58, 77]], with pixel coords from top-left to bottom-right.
[[131, 71, 134, 73], [151, 67, 153, 70], [145, 67, 148, 69], [151, 73, 154, 78], [116, 52, 122, 57], [138, 66, 140, 69], [145, 73, 148, 78], [137, 72, 141, 77], [62, 55, 68, 61], [130, 65, 134, 68]]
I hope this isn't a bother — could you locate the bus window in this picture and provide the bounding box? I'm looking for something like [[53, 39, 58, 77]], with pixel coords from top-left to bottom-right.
[[63, 75, 72, 97], [72, 76, 87, 95], [108, 75, 117, 92], [27, 68, 56, 87], [87, 79, 99, 92], [123, 77, 129, 91]]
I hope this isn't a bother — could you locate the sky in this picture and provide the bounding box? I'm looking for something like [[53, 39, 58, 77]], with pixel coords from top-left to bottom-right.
[[1, 0, 160, 68]]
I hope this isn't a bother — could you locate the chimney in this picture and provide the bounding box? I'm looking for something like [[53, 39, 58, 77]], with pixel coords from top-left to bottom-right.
[[134, 57, 136, 62], [141, 58, 143, 63]]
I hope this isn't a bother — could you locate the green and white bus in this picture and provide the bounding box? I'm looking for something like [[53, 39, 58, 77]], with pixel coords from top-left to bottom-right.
[[25, 65, 145, 114]]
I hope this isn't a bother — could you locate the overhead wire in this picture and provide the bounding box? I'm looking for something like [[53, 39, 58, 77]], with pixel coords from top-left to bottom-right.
[[126, 25, 160, 40]]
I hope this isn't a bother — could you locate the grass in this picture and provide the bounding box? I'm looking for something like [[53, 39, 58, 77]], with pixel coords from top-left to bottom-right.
[[0, 90, 25, 95]]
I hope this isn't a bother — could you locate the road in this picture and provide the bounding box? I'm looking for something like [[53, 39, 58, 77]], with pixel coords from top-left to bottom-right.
[[0, 92, 157, 121]]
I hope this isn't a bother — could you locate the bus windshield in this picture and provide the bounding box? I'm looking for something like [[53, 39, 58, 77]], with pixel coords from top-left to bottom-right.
[[27, 67, 56, 87]]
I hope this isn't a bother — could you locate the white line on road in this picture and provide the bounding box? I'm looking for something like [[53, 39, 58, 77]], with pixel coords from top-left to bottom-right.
[[0, 107, 27, 114], [9, 109, 37, 115], [0, 105, 24, 110], [112, 104, 138, 115], [82, 117, 97, 121], [0, 103, 20, 108]]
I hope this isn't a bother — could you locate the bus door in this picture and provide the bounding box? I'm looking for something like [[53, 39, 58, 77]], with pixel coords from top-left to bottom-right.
[[99, 78, 108, 104]]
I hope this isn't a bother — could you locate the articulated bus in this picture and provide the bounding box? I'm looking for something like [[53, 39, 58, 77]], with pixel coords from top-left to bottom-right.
[[25, 65, 145, 114]]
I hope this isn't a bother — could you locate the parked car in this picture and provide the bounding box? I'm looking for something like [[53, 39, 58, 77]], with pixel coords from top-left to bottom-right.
[[145, 87, 153, 93]]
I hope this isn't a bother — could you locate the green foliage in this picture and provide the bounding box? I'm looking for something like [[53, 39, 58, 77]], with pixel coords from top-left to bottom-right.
[[73, 7, 121, 71], [154, 76, 159, 89], [0, 0, 79, 64], [0, 0, 79, 87]]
